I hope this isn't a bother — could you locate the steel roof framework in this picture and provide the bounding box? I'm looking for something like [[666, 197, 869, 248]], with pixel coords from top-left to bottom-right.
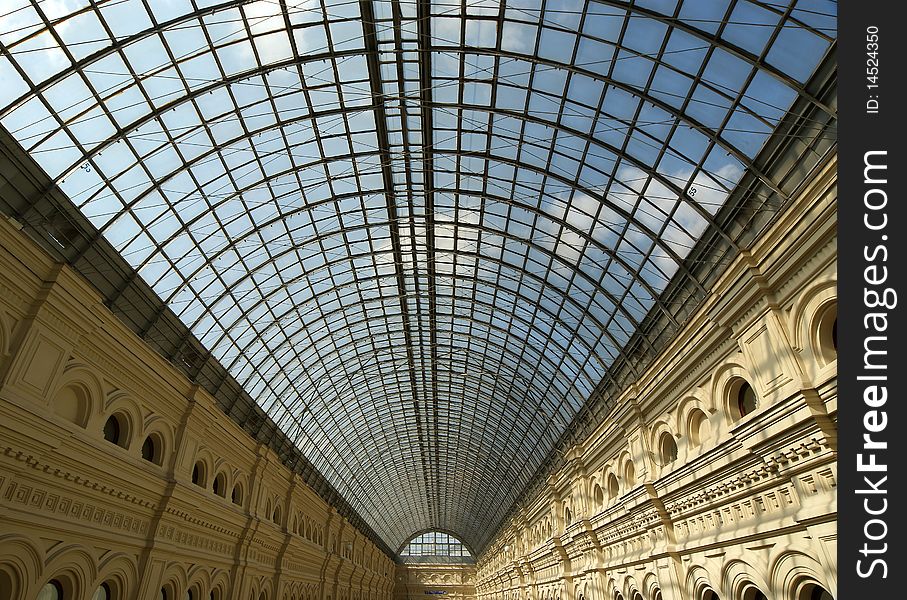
[[0, 0, 836, 554]]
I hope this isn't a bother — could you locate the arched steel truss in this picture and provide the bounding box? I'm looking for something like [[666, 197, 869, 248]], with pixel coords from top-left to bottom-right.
[[0, 0, 836, 553]]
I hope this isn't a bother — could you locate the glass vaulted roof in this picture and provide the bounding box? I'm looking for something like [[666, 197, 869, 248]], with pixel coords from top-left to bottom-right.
[[0, 0, 835, 554]]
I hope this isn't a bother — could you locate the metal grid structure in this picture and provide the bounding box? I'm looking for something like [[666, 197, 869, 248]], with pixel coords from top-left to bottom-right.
[[0, 0, 836, 555], [399, 531, 473, 563]]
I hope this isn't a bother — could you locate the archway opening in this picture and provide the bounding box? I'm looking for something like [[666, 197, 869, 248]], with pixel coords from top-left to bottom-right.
[[103, 414, 128, 447], [659, 433, 678, 465], [92, 582, 112, 600], [398, 531, 473, 564], [799, 583, 834, 600], [607, 473, 620, 499], [191, 461, 206, 487], [37, 581, 64, 600]]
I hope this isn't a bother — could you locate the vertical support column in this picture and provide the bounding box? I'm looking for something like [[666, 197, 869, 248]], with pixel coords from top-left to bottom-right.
[[1, 263, 99, 408], [619, 396, 654, 486], [134, 385, 201, 600]]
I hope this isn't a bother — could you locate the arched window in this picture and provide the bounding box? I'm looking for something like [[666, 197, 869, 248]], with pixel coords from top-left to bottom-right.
[[103, 414, 124, 446], [37, 581, 64, 600], [607, 473, 619, 499], [231, 483, 243, 505], [741, 588, 768, 600], [142, 434, 163, 464], [0, 572, 14, 600], [816, 302, 838, 364], [737, 382, 758, 418], [688, 409, 710, 447], [213, 472, 227, 497], [92, 583, 112, 600], [185, 590, 195, 600], [800, 583, 834, 600], [272, 505, 282, 524], [625, 461, 636, 487], [659, 433, 678, 465], [702, 590, 720, 600], [398, 531, 473, 564], [593, 483, 604, 507], [191, 461, 206, 487], [564, 506, 572, 525]]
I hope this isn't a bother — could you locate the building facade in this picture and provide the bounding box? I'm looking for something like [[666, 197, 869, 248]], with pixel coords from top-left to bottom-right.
[[474, 160, 837, 600], [0, 215, 396, 599]]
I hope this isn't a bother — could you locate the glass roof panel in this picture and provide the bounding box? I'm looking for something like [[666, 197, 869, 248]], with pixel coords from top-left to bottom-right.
[[399, 531, 474, 564], [0, 0, 835, 555]]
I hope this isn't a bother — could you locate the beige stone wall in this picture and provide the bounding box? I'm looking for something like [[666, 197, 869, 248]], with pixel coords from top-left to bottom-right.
[[393, 564, 476, 600], [0, 217, 396, 599], [474, 158, 838, 600]]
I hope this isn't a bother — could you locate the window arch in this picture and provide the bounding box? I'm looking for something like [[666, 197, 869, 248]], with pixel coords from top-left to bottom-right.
[[0, 571, 15, 600], [213, 472, 227, 497], [701, 590, 720, 600], [607, 473, 619, 499], [799, 583, 834, 600], [593, 483, 604, 507], [103, 413, 129, 448], [141, 433, 164, 465], [37, 581, 64, 600], [687, 409, 710, 447], [141, 436, 155, 462], [92, 582, 112, 600], [816, 302, 837, 365], [736, 381, 758, 419], [398, 531, 473, 564], [740, 586, 768, 600], [191, 461, 207, 487], [231, 482, 244, 505], [624, 461, 636, 488], [659, 433, 678, 465]]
